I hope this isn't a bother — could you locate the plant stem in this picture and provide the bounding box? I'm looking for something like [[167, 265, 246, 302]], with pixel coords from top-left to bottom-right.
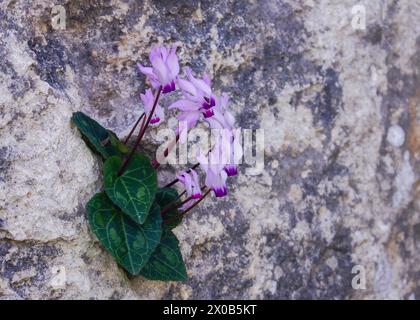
[[161, 194, 192, 217], [123, 112, 145, 144], [159, 190, 186, 217], [179, 189, 211, 216], [161, 184, 205, 218], [176, 190, 186, 200], [162, 189, 211, 225], [118, 86, 162, 176]]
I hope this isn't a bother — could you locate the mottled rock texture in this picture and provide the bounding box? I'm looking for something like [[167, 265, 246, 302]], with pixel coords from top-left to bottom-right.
[[0, 0, 419, 299]]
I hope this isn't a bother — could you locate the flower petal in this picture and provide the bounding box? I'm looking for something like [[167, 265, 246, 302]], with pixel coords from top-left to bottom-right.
[[189, 169, 202, 198], [185, 67, 212, 96], [178, 78, 197, 97], [137, 64, 154, 77], [168, 99, 199, 111], [177, 171, 193, 196], [151, 57, 170, 86], [203, 74, 212, 86], [177, 111, 201, 128], [167, 46, 180, 77]]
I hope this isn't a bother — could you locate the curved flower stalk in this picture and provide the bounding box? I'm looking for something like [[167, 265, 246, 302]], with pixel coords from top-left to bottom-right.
[[138, 45, 179, 93]]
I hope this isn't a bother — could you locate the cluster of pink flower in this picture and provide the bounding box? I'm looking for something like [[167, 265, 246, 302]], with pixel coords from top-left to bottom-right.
[[137, 45, 242, 206]]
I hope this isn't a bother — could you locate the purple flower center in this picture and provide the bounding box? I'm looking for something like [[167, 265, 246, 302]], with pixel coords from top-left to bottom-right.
[[210, 96, 216, 107], [202, 96, 216, 109], [213, 187, 227, 197], [162, 81, 176, 93], [224, 166, 238, 176], [192, 193, 202, 199], [202, 101, 211, 109], [150, 116, 160, 124], [202, 108, 214, 118]]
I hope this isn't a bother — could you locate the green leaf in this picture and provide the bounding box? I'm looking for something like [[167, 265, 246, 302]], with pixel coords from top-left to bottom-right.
[[155, 188, 183, 230], [139, 230, 188, 281], [71, 112, 127, 158], [104, 154, 158, 225], [87, 192, 162, 275], [109, 131, 130, 154]]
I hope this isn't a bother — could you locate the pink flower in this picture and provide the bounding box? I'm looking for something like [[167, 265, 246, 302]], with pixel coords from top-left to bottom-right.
[[221, 130, 242, 176], [206, 94, 242, 176], [140, 89, 164, 125], [197, 146, 228, 197], [176, 169, 202, 209], [168, 67, 216, 119], [177, 169, 202, 199], [205, 93, 235, 131], [137, 45, 179, 93]]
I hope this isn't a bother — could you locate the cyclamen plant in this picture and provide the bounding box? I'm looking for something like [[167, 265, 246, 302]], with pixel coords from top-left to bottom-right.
[[71, 45, 242, 281]]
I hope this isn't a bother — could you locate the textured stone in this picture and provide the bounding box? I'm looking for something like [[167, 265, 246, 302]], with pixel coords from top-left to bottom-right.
[[0, 0, 419, 299]]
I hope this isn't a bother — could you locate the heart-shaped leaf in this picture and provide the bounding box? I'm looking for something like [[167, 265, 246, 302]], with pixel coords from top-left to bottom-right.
[[104, 154, 158, 225], [139, 230, 187, 281], [155, 188, 183, 230], [87, 192, 162, 275], [71, 112, 128, 158]]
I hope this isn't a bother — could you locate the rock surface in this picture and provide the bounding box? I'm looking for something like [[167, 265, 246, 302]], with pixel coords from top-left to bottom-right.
[[0, 0, 419, 299]]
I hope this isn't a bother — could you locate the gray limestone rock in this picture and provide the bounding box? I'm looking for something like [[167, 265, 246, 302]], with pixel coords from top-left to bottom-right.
[[0, 0, 419, 299]]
